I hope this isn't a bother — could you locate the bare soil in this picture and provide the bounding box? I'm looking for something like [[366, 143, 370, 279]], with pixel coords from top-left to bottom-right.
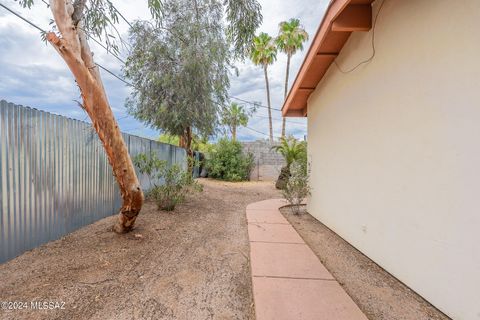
[[280, 206, 451, 320], [0, 179, 280, 320]]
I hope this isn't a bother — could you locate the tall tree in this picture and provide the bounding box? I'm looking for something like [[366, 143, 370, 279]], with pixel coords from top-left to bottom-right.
[[124, 0, 262, 159], [15, 0, 260, 233], [250, 32, 277, 143], [14, 0, 165, 233], [276, 18, 308, 137], [221, 102, 250, 141]]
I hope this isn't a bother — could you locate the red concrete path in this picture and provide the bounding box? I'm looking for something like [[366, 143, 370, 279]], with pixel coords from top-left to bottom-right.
[[246, 199, 367, 320]]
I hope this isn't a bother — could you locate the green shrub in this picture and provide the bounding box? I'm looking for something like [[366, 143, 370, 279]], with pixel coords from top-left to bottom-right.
[[133, 153, 202, 211], [282, 161, 311, 215], [206, 138, 254, 182]]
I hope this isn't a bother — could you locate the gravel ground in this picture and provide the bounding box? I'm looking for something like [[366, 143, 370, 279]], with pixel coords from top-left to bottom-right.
[[0, 179, 280, 320], [280, 206, 451, 320]]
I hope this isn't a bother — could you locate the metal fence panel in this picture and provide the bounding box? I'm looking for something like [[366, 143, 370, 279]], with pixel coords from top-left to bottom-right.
[[0, 100, 187, 263]]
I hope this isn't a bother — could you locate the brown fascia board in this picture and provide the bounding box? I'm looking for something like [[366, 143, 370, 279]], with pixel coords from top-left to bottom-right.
[[282, 0, 373, 117]]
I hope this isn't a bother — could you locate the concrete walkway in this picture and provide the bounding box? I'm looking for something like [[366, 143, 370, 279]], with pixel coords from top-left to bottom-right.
[[246, 199, 367, 320]]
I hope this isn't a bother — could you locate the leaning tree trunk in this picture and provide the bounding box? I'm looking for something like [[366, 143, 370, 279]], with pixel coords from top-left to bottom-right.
[[47, 0, 143, 233], [263, 65, 274, 143], [281, 54, 291, 138]]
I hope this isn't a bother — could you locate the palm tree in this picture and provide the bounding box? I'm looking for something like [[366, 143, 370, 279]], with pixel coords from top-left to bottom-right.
[[221, 102, 249, 141], [276, 18, 309, 138], [250, 32, 277, 143], [272, 136, 307, 170], [272, 136, 307, 189]]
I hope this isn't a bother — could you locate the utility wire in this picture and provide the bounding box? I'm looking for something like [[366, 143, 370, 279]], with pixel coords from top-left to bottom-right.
[[252, 113, 306, 126], [110, 4, 134, 29], [96, 63, 132, 86], [1, 1, 284, 119], [0, 5, 133, 103], [0, 3, 45, 32], [334, 0, 387, 73], [244, 126, 281, 140], [1, 3, 302, 137], [229, 95, 282, 112], [81, 28, 127, 64], [98, 5, 286, 117]]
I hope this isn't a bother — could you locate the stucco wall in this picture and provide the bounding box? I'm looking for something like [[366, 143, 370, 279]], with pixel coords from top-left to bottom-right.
[[307, 0, 480, 319]]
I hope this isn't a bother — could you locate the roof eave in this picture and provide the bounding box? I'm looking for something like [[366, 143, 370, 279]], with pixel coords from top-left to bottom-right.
[[282, 0, 374, 117]]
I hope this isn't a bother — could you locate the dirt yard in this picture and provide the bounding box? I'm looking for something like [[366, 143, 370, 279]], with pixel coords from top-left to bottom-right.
[[0, 179, 280, 320], [280, 206, 451, 320]]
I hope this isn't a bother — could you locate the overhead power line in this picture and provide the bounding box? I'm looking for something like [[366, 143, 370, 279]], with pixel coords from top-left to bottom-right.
[[0, 3, 45, 32], [244, 126, 281, 140], [110, 4, 134, 29], [81, 28, 127, 64], [252, 113, 306, 126], [0, 5, 133, 97], [229, 95, 282, 112], [2, 3, 304, 138], [0, 2, 287, 118], [96, 63, 132, 86]]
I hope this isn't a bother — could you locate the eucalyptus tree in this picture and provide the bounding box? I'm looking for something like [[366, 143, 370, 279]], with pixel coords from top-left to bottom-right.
[[13, 0, 162, 233], [276, 18, 309, 137], [14, 0, 261, 234], [221, 102, 250, 141], [250, 32, 277, 143], [124, 0, 262, 160]]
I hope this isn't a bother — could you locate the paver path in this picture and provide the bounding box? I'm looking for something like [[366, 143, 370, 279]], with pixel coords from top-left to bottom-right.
[[246, 199, 368, 320]]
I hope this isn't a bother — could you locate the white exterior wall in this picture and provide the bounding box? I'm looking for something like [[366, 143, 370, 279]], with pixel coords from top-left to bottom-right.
[[307, 1, 480, 319]]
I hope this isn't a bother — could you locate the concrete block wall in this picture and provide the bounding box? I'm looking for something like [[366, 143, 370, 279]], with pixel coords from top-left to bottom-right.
[[242, 140, 285, 181]]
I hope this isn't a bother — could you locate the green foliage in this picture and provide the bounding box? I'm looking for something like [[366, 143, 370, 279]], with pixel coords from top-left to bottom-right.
[[125, 0, 262, 143], [191, 135, 211, 153], [206, 138, 254, 182], [133, 152, 202, 211], [272, 136, 307, 169], [276, 18, 309, 58], [158, 133, 211, 153], [220, 102, 252, 141], [125, 13, 227, 140], [147, 0, 163, 20], [158, 134, 180, 146], [250, 32, 277, 67], [14, 0, 34, 8], [224, 0, 263, 59], [282, 161, 311, 215]]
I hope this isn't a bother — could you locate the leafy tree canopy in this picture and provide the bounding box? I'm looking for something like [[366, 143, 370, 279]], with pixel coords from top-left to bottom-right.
[[124, 0, 262, 141]]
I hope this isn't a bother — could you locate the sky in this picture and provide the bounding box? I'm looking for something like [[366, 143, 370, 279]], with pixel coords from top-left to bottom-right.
[[0, 0, 329, 141]]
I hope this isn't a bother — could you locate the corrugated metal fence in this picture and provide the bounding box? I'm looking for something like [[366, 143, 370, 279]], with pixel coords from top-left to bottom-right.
[[0, 100, 187, 263]]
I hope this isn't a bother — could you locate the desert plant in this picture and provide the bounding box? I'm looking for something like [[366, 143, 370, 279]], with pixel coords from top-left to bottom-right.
[[283, 161, 311, 215], [272, 136, 307, 169], [272, 136, 307, 189], [133, 153, 202, 211], [206, 138, 254, 182]]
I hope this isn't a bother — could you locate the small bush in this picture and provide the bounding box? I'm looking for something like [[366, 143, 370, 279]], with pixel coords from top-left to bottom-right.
[[133, 153, 202, 211], [206, 138, 254, 182], [283, 161, 311, 215]]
